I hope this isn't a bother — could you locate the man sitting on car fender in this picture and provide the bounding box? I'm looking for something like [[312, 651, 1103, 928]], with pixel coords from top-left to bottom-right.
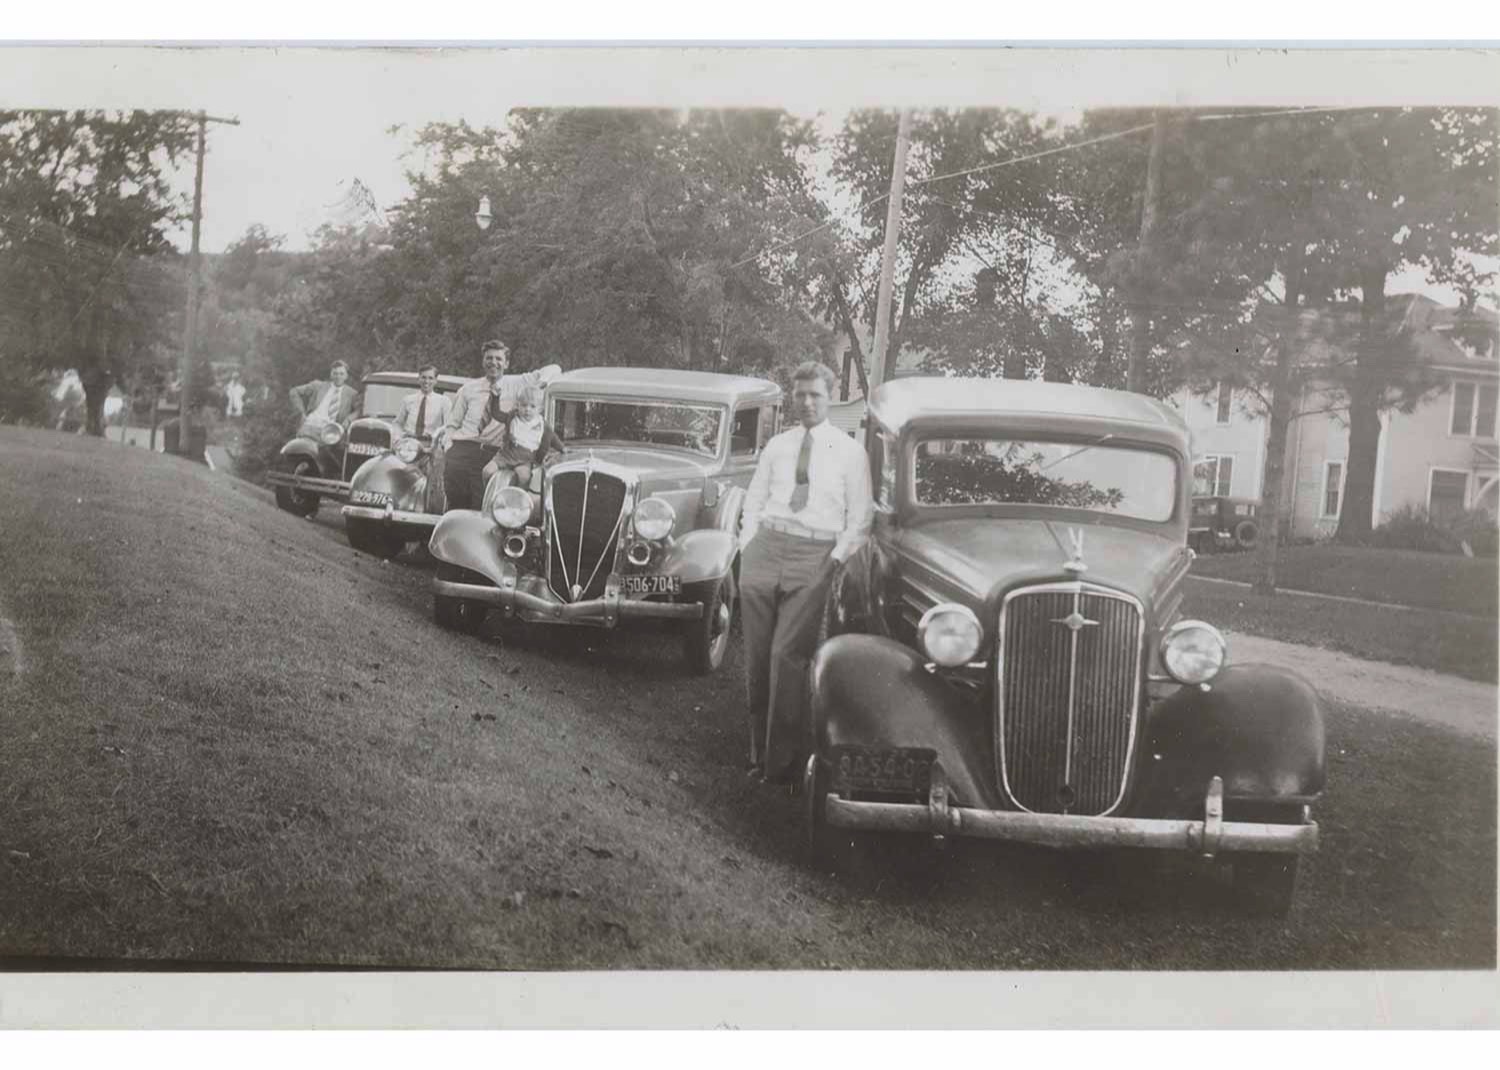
[[437, 340, 561, 511], [739, 360, 873, 784], [289, 360, 359, 427]]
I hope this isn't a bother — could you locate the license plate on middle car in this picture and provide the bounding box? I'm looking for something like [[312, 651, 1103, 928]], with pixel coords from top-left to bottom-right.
[[623, 575, 681, 596]]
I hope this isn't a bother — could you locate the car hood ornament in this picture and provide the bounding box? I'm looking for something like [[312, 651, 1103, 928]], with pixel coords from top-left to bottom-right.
[[1063, 526, 1088, 573]]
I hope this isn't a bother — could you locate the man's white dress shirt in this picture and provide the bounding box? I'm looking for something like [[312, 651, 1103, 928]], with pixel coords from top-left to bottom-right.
[[740, 419, 873, 563]]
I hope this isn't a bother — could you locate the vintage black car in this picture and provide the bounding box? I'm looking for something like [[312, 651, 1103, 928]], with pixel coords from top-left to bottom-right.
[[337, 371, 471, 559], [429, 367, 782, 674], [266, 372, 461, 521], [810, 378, 1324, 915], [1189, 495, 1261, 553]]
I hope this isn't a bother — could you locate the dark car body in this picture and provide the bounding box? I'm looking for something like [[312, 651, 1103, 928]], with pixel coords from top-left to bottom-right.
[[808, 378, 1324, 914], [335, 372, 470, 558], [428, 367, 783, 674], [1189, 495, 1261, 553], [266, 372, 460, 520]]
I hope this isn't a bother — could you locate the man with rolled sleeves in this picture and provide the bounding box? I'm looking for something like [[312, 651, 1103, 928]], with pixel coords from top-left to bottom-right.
[[739, 360, 873, 784]]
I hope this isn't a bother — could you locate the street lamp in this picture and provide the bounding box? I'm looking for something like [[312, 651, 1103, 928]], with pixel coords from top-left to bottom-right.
[[475, 195, 493, 231]]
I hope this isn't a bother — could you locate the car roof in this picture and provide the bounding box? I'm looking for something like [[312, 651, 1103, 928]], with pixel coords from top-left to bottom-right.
[[362, 371, 468, 393], [548, 366, 782, 407], [870, 377, 1188, 439]]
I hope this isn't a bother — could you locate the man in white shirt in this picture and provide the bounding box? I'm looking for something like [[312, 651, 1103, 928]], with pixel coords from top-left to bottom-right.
[[739, 360, 874, 784], [397, 364, 451, 441], [439, 339, 562, 511]]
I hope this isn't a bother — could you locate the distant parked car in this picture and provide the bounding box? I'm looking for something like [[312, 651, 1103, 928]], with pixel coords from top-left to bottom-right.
[[265, 371, 462, 528], [1189, 495, 1261, 553], [809, 378, 1324, 915], [428, 367, 782, 674], [337, 372, 470, 559]]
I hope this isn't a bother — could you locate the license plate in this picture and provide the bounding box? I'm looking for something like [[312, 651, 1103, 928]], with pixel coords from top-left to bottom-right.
[[346, 442, 385, 456], [350, 490, 391, 506], [622, 574, 681, 595], [831, 746, 937, 794]]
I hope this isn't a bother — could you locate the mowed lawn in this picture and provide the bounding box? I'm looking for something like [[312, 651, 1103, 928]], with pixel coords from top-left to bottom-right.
[[0, 427, 1493, 972], [1191, 543, 1498, 617]]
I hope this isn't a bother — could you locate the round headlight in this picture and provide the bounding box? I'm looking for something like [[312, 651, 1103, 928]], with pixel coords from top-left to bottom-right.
[[491, 486, 532, 529], [1160, 620, 1227, 685], [320, 422, 344, 446], [632, 496, 676, 541], [917, 603, 983, 668], [394, 437, 421, 464]]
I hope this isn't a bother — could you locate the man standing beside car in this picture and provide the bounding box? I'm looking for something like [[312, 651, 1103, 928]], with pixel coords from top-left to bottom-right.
[[398, 364, 451, 442], [437, 340, 561, 511], [289, 360, 359, 427], [739, 360, 873, 784]]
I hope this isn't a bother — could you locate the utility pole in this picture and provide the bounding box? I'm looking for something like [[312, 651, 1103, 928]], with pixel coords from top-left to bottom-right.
[[1127, 110, 1166, 395], [871, 108, 913, 390], [178, 110, 240, 458]]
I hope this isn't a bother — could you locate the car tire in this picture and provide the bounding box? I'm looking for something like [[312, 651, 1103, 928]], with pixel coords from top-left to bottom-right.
[[433, 563, 489, 635], [274, 456, 321, 517], [1234, 519, 1260, 550], [683, 573, 735, 675], [1230, 852, 1301, 918], [346, 518, 406, 560]]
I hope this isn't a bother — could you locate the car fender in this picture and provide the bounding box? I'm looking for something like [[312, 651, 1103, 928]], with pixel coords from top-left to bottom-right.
[[656, 528, 737, 585], [349, 453, 426, 510], [1139, 663, 1325, 814], [810, 633, 1002, 809], [277, 437, 322, 464], [428, 510, 507, 584]]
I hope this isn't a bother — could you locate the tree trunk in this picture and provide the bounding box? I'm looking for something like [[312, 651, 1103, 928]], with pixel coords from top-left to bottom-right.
[[1127, 112, 1166, 395], [1335, 266, 1388, 543], [1253, 338, 1296, 594], [81, 374, 110, 437]]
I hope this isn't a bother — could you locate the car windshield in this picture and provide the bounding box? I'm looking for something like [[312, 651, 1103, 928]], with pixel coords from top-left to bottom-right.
[[360, 383, 416, 418], [914, 437, 1178, 522], [551, 397, 724, 457]]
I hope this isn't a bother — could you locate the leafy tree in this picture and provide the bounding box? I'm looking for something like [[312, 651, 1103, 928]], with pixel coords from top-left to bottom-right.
[[0, 110, 196, 434]]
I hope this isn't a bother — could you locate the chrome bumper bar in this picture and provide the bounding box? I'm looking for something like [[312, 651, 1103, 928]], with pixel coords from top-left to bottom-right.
[[340, 503, 441, 529], [819, 768, 1317, 858], [265, 472, 352, 500], [433, 578, 703, 623]]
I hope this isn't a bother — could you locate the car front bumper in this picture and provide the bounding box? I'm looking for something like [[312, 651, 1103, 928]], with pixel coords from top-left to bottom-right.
[[813, 761, 1317, 858], [433, 568, 704, 626], [265, 471, 352, 501], [341, 502, 441, 530]]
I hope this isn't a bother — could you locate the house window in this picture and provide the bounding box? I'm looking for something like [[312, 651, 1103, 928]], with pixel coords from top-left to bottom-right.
[[1429, 469, 1469, 524], [1322, 461, 1344, 518], [1193, 454, 1234, 497], [1216, 381, 1232, 425], [1450, 381, 1498, 438]]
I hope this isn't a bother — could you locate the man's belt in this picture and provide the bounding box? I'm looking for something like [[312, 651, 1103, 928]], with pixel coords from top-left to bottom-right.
[[760, 516, 838, 543]]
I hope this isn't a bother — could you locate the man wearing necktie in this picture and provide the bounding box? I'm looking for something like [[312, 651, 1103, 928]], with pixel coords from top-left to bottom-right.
[[739, 360, 874, 784], [398, 364, 452, 442]]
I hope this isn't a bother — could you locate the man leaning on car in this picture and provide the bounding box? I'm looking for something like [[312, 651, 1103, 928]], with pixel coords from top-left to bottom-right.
[[437, 340, 561, 511], [739, 359, 873, 784], [289, 360, 359, 426]]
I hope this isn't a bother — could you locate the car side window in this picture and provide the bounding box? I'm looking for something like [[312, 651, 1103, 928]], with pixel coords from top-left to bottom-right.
[[730, 406, 760, 458], [758, 405, 779, 449]]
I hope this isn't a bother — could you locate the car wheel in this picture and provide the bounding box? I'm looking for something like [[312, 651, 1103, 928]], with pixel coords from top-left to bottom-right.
[[346, 518, 406, 560], [683, 573, 735, 675], [1230, 852, 1301, 917], [274, 457, 321, 517], [433, 564, 488, 635]]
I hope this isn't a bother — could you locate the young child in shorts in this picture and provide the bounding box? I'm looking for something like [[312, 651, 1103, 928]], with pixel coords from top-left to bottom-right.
[[482, 384, 564, 490]]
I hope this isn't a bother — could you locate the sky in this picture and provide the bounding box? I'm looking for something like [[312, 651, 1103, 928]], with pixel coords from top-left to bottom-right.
[[2, 46, 1497, 303]]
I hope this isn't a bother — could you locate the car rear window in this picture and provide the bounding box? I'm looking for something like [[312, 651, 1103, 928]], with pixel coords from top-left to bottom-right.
[[914, 437, 1178, 522]]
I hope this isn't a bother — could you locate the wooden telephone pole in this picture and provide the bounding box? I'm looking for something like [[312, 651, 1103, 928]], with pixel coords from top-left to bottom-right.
[[177, 110, 240, 458], [871, 108, 913, 390]]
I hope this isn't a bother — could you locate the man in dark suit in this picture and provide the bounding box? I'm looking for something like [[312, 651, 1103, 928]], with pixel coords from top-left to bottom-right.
[[289, 361, 360, 427]]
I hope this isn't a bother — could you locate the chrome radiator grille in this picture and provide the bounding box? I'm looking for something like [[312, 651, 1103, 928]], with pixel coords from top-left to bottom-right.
[[547, 470, 629, 603], [996, 583, 1143, 816], [348, 424, 392, 450]]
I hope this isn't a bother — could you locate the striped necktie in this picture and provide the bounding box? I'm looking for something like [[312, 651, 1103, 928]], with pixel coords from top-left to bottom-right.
[[789, 428, 812, 512]]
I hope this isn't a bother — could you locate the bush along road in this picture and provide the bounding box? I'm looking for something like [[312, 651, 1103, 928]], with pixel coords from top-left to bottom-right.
[[0, 426, 1493, 970]]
